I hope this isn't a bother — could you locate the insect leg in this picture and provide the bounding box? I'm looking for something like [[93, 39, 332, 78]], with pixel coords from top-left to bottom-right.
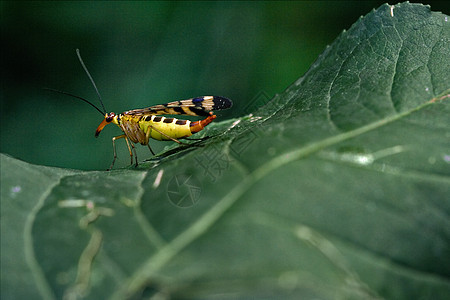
[[109, 135, 139, 169], [143, 127, 156, 155], [132, 144, 138, 167], [147, 144, 155, 155], [123, 135, 138, 167], [109, 134, 126, 170], [145, 125, 188, 145], [183, 136, 210, 141]]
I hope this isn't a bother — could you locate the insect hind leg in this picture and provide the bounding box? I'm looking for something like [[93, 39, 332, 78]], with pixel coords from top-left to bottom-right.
[[143, 125, 205, 160], [183, 136, 211, 141], [147, 144, 155, 155], [145, 125, 190, 146]]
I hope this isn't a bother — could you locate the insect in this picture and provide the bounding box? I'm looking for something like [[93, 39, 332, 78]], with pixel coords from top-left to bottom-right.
[[51, 49, 232, 170]]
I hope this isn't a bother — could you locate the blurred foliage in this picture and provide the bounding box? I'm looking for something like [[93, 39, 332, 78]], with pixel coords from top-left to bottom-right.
[[1, 1, 449, 170]]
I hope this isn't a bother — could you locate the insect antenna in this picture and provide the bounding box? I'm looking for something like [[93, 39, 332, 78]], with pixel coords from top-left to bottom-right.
[[44, 88, 105, 116], [76, 49, 107, 114]]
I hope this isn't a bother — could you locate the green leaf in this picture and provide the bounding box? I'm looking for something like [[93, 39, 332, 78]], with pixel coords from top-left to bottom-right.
[[2, 2, 450, 299]]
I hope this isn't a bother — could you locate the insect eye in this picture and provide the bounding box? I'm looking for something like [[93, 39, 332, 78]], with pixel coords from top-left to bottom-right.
[[106, 114, 114, 122]]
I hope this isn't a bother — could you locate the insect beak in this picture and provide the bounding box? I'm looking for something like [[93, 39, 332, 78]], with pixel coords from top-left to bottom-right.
[[95, 118, 109, 137]]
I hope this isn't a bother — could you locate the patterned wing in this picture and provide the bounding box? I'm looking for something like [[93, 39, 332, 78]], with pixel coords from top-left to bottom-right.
[[124, 96, 232, 117]]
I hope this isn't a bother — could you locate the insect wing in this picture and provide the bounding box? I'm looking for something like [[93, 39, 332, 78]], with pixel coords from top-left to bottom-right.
[[124, 96, 232, 117]]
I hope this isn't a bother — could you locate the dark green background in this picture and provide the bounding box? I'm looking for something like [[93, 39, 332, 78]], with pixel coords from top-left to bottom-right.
[[1, 1, 448, 170]]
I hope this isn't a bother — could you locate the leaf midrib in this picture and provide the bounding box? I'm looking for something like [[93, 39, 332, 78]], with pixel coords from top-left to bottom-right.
[[112, 92, 450, 299]]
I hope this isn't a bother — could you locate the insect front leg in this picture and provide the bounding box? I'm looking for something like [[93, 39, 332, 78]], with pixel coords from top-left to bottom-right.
[[109, 134, 125, 170], [109, 134, 138, 170]]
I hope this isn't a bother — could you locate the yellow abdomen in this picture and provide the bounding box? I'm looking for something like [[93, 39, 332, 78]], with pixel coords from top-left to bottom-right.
[[139, 116, 192, 141]]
